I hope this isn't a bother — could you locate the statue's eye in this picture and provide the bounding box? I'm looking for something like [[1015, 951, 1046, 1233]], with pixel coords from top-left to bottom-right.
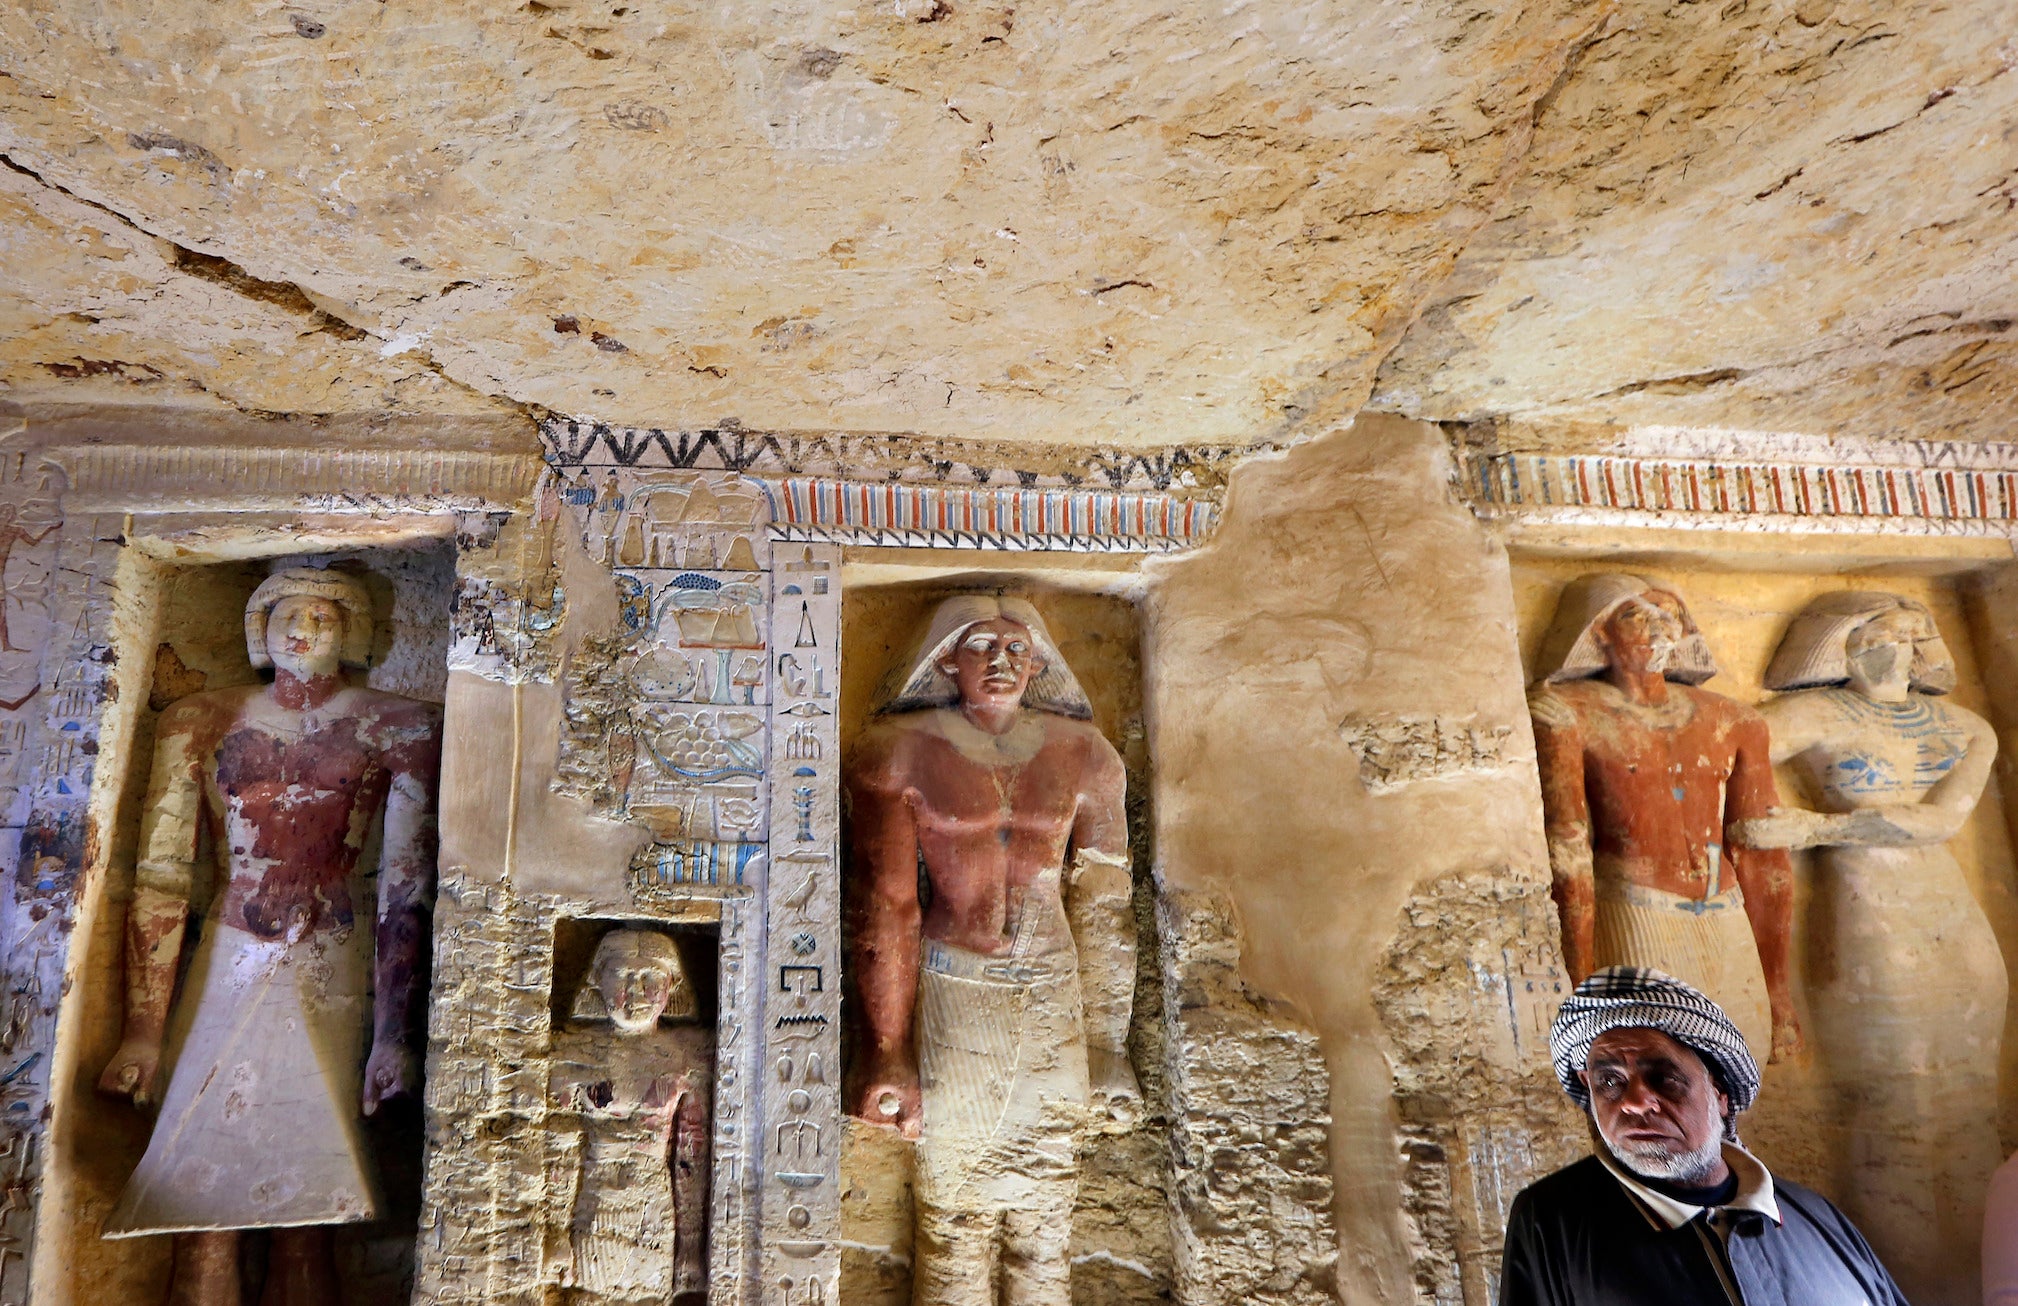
[[1007, 642, 1027, 654]]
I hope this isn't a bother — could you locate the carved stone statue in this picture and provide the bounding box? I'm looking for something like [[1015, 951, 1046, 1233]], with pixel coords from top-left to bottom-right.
[[1738, 592, 2004, 1304], [1528, 574, 1799, 1061], [846, 595, 1136, 1306], [546, 927, 712, 1304], [97, 567, 442, 1305]]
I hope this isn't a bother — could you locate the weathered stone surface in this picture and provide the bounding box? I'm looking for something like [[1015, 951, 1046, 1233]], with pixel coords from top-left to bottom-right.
[[6, 0, 2016, 446], [1340, 716, 1516, 793], [1157, 881, 1337, 1306], [1371, 0, 2018, 444], [1, 0, 1609, 443], [1146, 413, 1577, 1303], [1373, 868, 1581, 1306], [0, 159, 512, 419]]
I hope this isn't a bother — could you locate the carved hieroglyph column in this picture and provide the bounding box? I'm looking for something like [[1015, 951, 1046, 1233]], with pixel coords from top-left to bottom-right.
[[761, 543, 842, 1306]]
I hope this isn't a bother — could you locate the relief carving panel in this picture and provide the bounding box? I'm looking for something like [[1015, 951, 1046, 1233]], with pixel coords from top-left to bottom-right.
[[543, 465, 844, 1306]]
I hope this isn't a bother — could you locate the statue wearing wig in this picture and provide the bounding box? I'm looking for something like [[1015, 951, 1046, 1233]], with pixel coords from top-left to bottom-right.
[[1528, 574, 1800, 1065], [1739, 592, 2003, 1305], [97, 567, 442, 1306], [546, 927, 711, 1303], [845, 595, 1135, 1306]]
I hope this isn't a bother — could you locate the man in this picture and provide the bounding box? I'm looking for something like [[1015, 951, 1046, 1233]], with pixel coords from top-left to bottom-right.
[[1500, 968, 1908, 1306], [1529, 574, 1799, 1062], [846, 594, 1137, 1306]]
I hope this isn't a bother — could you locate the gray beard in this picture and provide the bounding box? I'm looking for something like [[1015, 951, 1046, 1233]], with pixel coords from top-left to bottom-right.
[[1598, 1116, 1726, 1186]]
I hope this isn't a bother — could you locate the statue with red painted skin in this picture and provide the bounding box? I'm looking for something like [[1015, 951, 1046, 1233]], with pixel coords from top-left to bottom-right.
[[97, 567, 442, 1306], [846, 595, 1135, 1306], [1528, 574, 1800, 1066]]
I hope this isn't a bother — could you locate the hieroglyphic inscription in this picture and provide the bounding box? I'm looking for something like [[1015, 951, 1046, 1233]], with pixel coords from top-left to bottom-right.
[[0, 478, 96, 1306], [760, 542, 840, 1305], [712, 894, 760, 1300], [543, 455, 843, 1303], [552, 471, 775, 900]]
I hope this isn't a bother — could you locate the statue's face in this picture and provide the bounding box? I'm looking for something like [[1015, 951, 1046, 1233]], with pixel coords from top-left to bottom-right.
[[937, 617, 1044, 713], [1846, 606, 1935, 691], [265, 595, 346, 679], [1601, 591, 1686, 676], [600, 958, 674, 1034]]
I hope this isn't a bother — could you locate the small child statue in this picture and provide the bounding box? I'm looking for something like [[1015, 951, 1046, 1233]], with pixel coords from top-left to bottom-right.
[[547, 927, 713, 1303]]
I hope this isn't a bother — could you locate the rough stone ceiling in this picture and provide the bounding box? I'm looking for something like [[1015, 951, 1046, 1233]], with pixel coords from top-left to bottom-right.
[[2, 0, 2014, 450]]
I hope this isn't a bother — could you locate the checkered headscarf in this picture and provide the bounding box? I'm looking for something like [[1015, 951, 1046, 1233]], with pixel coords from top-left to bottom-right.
[[1549, 967, 1760, 1114]]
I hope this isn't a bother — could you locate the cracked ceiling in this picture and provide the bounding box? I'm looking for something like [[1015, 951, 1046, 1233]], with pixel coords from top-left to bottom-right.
[[2, 0, 2014, 450]]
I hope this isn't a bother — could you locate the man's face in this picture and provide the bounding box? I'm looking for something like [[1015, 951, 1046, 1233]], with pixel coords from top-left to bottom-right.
[[1845, 606, 1937, 690], [265, 595, 346, 679], [1581, 1027, 1730, 1183], [938, 617, 1044, 713], [601, 959, 673, 1034], [1601, 591, 1686, 677]]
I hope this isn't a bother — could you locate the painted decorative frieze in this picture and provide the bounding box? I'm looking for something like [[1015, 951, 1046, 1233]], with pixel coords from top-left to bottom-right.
[[1454, 425, 2018, 535], [543, 422, 1222, 554], [542, 419, 1239, 493]]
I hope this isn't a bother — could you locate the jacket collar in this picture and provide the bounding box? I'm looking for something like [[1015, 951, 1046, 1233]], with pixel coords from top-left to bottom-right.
[[1597, 1142, 1782, 1230]]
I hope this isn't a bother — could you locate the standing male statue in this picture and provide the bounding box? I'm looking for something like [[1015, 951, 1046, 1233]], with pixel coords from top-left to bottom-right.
[[98, 567, 442, 1305], [1528, 574, 1799, 1062], [846, 595, 1137, 1305]]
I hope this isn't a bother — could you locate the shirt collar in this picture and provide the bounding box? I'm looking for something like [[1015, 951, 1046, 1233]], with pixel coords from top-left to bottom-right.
[[1597, 1142, 1781, 1230]]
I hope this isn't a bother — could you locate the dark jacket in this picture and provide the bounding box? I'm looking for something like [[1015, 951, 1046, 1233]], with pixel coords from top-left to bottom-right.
[[1500, 1155, 1910, 1306]]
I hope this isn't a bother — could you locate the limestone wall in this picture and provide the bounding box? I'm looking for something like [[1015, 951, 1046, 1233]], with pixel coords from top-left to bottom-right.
[[1144, 413, 1583, 1304], [0, 414, 2013, 1306]]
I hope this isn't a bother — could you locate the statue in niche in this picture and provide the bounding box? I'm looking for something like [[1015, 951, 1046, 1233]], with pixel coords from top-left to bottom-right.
[[846, 595, 1137, 1306], [1738, 592, 2003, 1304], [96, 567, 442, 1305], [1528, 573, 1800, 1061], [546, 927, 712, 1304]]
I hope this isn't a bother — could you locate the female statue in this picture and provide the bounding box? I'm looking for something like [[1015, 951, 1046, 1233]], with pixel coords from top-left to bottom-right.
[[97, 567, 442, 1305], [1740, 591, 2005, 1306], [546, 927, 712, 1304]]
